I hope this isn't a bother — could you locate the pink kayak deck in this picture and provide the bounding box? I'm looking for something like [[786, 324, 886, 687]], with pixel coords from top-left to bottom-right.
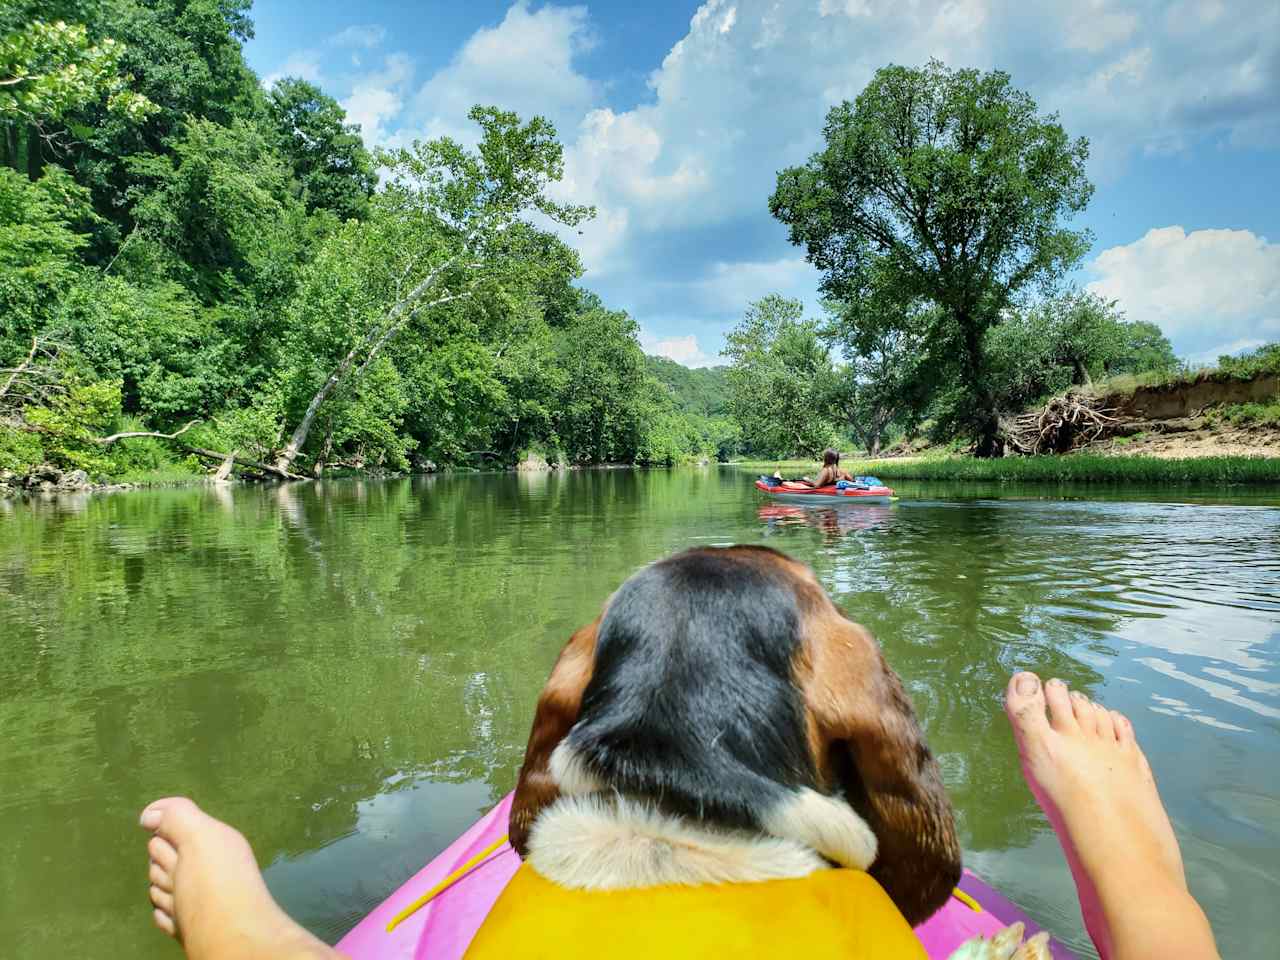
[[337, 793, 1073, 960]]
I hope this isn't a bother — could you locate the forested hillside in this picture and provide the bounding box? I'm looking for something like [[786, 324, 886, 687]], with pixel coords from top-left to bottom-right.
[[0, 1, 726, 484]]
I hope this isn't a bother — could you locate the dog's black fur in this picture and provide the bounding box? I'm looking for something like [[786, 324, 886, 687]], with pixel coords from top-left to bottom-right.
[[511, 545, 962, 927], [565, 548, 818, 831]]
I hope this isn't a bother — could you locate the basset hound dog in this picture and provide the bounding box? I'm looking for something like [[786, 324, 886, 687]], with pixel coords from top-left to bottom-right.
[[470, 546, 1047, 960]]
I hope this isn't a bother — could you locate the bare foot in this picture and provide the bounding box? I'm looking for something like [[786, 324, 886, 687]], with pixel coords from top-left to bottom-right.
[[1004, 673, 1219, 960], [140, 797, 340, 960]]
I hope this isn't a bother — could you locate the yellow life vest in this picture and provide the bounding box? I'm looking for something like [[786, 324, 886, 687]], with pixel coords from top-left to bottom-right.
[[463, 863, 927, 959]]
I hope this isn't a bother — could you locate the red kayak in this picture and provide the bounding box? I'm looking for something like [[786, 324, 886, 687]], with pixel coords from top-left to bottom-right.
[[755, 477, 895, 504]]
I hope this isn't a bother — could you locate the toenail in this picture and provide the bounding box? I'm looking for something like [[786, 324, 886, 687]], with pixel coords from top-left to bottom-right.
[[140, 808, 162, 829], [1015, 674, 1039, 695], [1047, 677, 1065, 688], [1071, 690, 1086, 701]]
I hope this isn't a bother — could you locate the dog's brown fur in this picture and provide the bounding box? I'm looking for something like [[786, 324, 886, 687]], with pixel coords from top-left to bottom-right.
[[510, 546, 961, 926]]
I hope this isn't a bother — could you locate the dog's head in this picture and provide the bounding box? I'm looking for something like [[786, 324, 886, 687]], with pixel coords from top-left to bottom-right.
[[509, 545, 960, 925]]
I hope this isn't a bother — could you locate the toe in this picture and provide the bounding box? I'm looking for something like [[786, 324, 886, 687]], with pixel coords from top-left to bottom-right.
[[141, 797, 206, 846], [153, 907, 176, 938], [148, 835, 178, 873], [149, 860, 173, 892], [1044, 678, 1078, 733], [1070, 690, 1101, 737], [1005, 673, 1051, 744], [150, 884, 174, 914], [1093, 702, 1118, 740], [1112, 710, 1135, 746]]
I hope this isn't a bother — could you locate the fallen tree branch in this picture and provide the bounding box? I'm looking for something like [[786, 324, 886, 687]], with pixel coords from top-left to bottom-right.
[[95, 419, 201, 445], [0, 338, 39, 399], [180, 445, 308, 481]]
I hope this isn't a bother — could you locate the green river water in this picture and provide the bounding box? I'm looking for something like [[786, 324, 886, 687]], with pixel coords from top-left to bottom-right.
[[2, 468, 1278, 959]]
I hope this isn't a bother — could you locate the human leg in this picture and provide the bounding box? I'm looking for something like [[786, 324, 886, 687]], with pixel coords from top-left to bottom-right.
[[1004, 673, 1218, 960], [140, 797, 342, 960]]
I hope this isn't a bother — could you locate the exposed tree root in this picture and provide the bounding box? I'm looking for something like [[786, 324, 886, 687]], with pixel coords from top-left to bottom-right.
[[1004, 394, 1122, 454]]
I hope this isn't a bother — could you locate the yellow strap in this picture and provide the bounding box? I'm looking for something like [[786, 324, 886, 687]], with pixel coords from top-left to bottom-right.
[[951, 887, 982, 913], [385, 835, 511, 933]]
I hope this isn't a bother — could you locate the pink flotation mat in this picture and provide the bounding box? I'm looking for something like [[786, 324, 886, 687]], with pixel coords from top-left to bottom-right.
[[336, 793, 1074, 960]]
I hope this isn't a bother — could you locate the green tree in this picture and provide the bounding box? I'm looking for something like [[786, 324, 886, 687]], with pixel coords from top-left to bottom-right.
[[984, 291, 1173, 416], [265, 77, 375, 222], [53, 273, 228, 419], [771, 60, 1093, 455], [47, 0, 264, 254], [272, 106, 591, 474], [645, 355, 730, 418], [1037, 291, 1126, 386], [723, 294, 838, 459], [552, 305, 654, 463], [0, 165, 95, 352], [0, 17, 154, 178], [125, 117, 308, 306], [1109, 320, 1178, 376], [824, 294, 945, 456]]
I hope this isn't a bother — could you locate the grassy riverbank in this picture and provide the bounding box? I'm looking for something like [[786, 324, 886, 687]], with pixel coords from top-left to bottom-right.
[[731, 453, 1280, 484]]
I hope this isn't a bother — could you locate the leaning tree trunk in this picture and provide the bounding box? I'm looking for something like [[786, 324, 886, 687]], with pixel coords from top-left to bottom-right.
[[273, 343, 362, 472], [272, 260, 468, 475]]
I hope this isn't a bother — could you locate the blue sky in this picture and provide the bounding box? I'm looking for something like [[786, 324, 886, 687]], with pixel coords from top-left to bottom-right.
[[245, 0, 1280, 367]]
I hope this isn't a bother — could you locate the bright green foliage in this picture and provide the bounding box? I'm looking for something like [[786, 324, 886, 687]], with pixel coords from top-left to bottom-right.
[[0, 19, 153, 126], [45, 0, 264, 251], [724, 295, 839, 459], [1216, 342, 1280, 380], [1, 5, 725, 484], [0, 166, 93, 350], [18, 377, 121, 474], [986, 291, 1181, 415], [54, 274, 230, 417], [270, 106, 593, 473], [833, 453, 1280, 485], [771, 61, 1093, 454], [1109, 321, 1179, 376], [551, 306, 656, 463], [645, 357, 740, 460], [1033, 291, 1126, 386], [265, 77, 375, 221], [126, 117, 307, 305], [1208, 400, 1280, 427], [645, 356, 729, 417], [824, 296, 945, 456]]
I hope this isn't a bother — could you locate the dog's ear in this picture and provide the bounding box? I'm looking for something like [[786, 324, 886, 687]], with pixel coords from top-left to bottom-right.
[[509, 619, 599, 857], [802, 616, 961, 926]]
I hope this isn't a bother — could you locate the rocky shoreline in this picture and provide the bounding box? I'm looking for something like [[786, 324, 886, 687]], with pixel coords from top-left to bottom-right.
[[0, 464, 157, 498]]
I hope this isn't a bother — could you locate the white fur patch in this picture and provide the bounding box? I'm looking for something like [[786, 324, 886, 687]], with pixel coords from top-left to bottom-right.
[[528, 793, 830, 890], [548, 741, 606, 795], [760, 787, 878, 872]]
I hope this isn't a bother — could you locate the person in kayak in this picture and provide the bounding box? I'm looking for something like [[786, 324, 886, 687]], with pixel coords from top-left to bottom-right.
[[136, 671, 1221, 960], [807, 447, 855, 487]]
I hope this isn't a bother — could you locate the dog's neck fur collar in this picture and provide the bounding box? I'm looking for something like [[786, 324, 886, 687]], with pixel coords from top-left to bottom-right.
[[529, 743, 879, 891]]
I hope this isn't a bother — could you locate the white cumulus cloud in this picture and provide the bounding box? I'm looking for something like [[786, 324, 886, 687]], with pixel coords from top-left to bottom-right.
[[330, 24, 387, 49], [1086, 226, 1280, 358], [403, 1, 597, 146], [341, 53, 415, 147], [639, 332, 720, 368], [262, 52, 323, 89]]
